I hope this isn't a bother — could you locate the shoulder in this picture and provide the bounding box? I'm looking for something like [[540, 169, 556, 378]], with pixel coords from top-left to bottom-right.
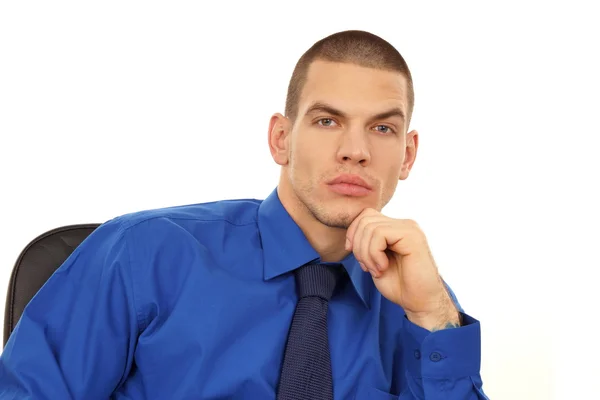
[[75, 197, 263, 261], [105, 197, 263, 236]]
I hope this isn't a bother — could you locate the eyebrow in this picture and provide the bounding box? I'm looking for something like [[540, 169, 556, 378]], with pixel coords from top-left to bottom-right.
[[304, 101, 405, 123]]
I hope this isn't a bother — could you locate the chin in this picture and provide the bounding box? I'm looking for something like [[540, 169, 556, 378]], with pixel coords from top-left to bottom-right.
[[313, 212, 354, 230], [309, 198, 368, 230], [330, 193, 377, 210]]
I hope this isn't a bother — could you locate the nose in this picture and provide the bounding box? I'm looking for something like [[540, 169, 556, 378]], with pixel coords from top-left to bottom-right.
[[336, 129, 371, 167]]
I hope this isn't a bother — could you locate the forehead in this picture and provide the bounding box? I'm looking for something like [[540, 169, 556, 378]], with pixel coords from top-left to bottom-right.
[[299, 60, 408, 117]]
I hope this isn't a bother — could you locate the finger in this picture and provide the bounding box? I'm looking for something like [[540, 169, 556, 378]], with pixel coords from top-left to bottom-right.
[[351, 216, 370, 272], [357, 219, 389, 277], [345, 211, 364, 251], [361, 222, 392, 276], [346, 208, 378, 251], [386, 219, 425, 257], [368, 224, 391, 273], [359, 221, 378, 276]]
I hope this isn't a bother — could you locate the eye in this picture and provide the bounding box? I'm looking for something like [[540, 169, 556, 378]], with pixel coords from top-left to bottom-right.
[[316, 118, 338, 127], [316, 119, 395, 134], [374, 125, 395, 135]]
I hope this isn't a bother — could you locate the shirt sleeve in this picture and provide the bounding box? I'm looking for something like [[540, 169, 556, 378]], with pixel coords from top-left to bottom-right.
[[0, 218, 140, 399], [398, 284, 490, 399]]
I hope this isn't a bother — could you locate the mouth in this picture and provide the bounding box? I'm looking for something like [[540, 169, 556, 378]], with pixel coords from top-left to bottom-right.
[[326, 174, 373, 197]]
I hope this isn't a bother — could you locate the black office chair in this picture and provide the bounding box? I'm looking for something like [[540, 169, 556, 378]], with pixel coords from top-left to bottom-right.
[[3, 223, 100, 347]]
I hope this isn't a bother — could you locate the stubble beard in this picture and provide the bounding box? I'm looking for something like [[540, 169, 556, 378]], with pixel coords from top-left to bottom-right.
[[307, 200, 355, 230], [295, 182, 361, 230], [296, 181, 393, 230]]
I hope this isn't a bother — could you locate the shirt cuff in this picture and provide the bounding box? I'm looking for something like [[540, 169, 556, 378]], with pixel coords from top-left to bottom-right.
[[402, 312, 481, 379]]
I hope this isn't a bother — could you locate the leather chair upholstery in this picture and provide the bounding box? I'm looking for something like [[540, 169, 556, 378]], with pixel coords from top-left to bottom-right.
[[3, 224, 100, 347]]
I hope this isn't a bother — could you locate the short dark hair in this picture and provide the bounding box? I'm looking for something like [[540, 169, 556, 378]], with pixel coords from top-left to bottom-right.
[[285, 30, 415, 129]]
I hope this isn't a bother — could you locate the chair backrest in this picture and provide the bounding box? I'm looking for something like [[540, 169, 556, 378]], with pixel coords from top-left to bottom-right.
[[4, 223, 100, 347]]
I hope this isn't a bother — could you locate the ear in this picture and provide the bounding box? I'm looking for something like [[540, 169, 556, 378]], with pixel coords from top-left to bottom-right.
[[399, 129, 419, 180], [268, 113, 291, 166]]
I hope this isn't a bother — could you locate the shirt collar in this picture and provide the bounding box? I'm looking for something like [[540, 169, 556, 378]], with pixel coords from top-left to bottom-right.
[[257, 187, 372, 308]]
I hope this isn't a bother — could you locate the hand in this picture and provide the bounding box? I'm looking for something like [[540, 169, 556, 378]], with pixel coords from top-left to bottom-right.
[[346, 208, 460, 331]]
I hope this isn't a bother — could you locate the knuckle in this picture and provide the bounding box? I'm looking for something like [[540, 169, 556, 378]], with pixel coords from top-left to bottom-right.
[[404, 219, 422, 232], [358, 221, 373, 237], [404, 218, 418, 227], [372, 225, 384, 239]]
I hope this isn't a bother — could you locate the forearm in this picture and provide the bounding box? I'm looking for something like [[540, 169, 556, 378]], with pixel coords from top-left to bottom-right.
[[405, 290, 461, 332]]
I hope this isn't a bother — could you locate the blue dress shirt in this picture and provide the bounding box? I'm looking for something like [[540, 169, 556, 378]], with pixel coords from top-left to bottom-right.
[[0, 188, 488, 399]]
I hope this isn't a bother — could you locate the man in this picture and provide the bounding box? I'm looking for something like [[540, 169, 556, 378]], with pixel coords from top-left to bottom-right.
[[0, 30, 487, 399]]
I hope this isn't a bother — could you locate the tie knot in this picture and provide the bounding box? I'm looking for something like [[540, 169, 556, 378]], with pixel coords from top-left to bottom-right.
[[294, 263, 342, 301]]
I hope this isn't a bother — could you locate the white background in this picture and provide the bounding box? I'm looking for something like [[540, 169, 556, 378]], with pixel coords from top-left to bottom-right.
[[1, 1, 599, 399]]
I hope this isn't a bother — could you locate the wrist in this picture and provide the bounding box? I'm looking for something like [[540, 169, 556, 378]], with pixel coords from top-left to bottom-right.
[[406, 296, 461, 332]]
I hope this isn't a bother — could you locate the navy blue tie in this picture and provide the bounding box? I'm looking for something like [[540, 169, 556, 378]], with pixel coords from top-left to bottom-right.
[[277, 263, 342, 400]]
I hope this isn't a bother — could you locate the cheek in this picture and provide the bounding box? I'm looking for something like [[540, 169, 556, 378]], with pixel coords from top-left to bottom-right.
[[379, 159, 403, 191], [288, 142, 314, 182], [389, 163, 403, 184], [373, 144, 403, 175], [291, 135, 327, 171], [377, 166, 401, 207], [291, 153, 320, 184]]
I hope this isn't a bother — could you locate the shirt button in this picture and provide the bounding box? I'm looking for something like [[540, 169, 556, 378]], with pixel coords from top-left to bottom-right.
[[429, 352, 443, 362], [413, 350, 421, 359]]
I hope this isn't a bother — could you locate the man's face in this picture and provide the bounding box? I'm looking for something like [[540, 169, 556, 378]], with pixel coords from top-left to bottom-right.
[[276, 60, 417, 229]]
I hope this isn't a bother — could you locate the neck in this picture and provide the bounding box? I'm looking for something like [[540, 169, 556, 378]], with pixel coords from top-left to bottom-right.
[[277, 182, 350, 263]]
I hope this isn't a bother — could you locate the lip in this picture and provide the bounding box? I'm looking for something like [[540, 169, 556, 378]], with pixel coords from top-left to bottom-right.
[[327, 174, 373, 197]]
